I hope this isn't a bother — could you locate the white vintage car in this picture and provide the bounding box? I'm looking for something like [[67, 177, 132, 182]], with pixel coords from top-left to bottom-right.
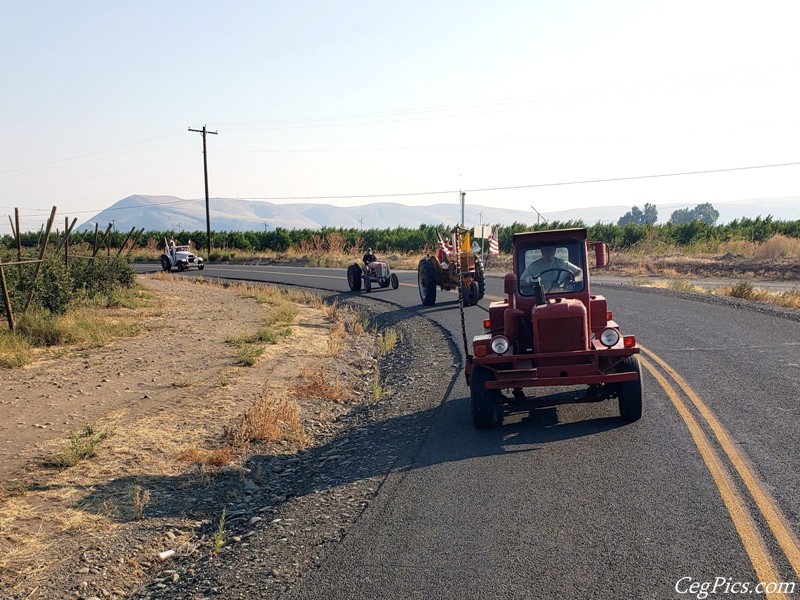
[[160, 239, 204, 272]]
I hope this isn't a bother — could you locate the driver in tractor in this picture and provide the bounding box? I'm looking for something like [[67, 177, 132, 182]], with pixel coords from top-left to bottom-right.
[[520, 244, 583, 294], [363, 248, 377, 265]]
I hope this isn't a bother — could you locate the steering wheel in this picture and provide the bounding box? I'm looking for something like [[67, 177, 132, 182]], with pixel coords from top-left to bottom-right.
[[522, 268, 575, 294]]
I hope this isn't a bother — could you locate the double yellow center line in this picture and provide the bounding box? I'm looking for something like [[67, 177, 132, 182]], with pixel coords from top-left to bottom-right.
[[640, 345, 800, 598]]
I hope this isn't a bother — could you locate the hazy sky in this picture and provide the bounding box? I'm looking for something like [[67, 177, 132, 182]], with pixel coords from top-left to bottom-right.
[[3, 0, 800, 234]]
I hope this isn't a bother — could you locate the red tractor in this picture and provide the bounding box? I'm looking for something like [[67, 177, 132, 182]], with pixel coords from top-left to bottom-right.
[[465, 227, 642, 429]]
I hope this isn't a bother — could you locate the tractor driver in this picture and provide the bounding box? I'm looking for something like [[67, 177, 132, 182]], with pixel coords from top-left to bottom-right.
[[520, 245, 583, 293], [363, 248, 377, 265]]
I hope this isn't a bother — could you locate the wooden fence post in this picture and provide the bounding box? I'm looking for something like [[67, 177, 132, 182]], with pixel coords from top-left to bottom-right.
[[125, 228, 145, 257], [116, 227, 137, 257], [0, 265, 14, 331], [24, 206, 56, 314], [13, 209, 22, 280]]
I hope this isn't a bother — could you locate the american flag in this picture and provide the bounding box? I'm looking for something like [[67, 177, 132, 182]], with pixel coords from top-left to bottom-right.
[[487, 227, 499, 256], [437, 232, 453, 258]]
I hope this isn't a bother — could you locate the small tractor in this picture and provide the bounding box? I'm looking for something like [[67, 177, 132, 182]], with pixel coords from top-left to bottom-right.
[[465, 227, 641, 429], [417, 227, 485, 306], [347, 260, 399, 293], [160, 239, 205, 272]]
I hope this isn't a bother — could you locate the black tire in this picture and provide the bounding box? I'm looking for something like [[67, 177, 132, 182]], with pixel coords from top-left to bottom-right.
[[475, 257, 486, 299], [198, 263, 204, 270], [347, 264, 362, 291], [364, 275, 372, 293], [618, 356, 643, 421], [418, 259, 437, 306], [160, 255, 171, 272], [390, 273, 399, 290], [471, 366, 501, 429], [177, 262, 187, 272], [469, 280, 480, 305], [379, 278, 390, 288]]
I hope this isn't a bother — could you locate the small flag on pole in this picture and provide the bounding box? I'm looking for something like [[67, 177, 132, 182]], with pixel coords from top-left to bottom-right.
[[437, 232, 453, 263], [487, 227, 499, 256]]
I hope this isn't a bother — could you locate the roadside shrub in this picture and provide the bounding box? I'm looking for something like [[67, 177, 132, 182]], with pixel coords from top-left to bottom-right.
[[34, 258, 73, 314], [71, 256, 135, 297], [729, 280, 755, 300], [754, 234, 800, 259]]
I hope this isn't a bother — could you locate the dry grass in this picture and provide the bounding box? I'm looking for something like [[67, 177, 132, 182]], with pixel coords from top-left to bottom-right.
[[0, 332, 31, 368], [177, 445, 236, 467], [290, 367, 353, 404], [0, 494, 112, 586], [714, 282, 800, 309], [639, 277, 800, 310], [0, 290, 148, 368], [370, 372, 389, 404], [376, 327, 402, 356], [225, 388, 307, 448], [719, 234, 800, 259]]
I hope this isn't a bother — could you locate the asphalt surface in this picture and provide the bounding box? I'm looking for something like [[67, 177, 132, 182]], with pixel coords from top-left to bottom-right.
[[138, 263, 800, 599]]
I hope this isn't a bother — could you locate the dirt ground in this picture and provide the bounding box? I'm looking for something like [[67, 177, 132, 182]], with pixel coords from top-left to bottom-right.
[[0, 275, 376, 599]]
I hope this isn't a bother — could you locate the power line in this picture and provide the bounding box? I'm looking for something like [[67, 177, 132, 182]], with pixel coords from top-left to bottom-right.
[[246, 159, 800, 201], [4, 158, 800, 222], [0, 131, 185, 176]]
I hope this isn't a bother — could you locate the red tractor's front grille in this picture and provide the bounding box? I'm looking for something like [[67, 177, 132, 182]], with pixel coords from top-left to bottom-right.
[[536, 317, 586, 353]]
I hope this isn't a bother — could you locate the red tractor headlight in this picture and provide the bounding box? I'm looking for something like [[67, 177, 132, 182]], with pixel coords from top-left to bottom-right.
[[599, 328, 620, 348], [490, 336, 510, 355]]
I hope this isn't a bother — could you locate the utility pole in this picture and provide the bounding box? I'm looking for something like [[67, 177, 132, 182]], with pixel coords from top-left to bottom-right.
[[478, 211, 485, 256], [189, 125, 218, 256], [460, 192, 466, 227]]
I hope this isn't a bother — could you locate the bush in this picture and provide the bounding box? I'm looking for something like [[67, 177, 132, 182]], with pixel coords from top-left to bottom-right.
[[729, 280, 755, 300], [35, 258, 73, 314], [71, 256, 135, 298]]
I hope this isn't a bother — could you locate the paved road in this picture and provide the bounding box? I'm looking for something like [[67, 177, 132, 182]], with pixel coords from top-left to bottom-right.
[[140, 263, 800, 599]]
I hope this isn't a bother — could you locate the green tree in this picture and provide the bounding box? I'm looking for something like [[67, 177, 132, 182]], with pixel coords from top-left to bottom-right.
[[669, 203, 719, 226], [693, 202, 720, 226], [618, 203, 658, 226]]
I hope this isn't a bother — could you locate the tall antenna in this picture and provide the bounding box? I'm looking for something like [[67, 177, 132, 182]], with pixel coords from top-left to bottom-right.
[[530, 205, 548, 225]]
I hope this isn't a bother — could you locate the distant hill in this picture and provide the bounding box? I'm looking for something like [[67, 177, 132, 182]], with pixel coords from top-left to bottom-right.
[[78, 194, 800, 233]]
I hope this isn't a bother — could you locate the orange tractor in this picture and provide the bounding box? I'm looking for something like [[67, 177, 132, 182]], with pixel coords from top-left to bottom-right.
[[417, 227, 485, 307]]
